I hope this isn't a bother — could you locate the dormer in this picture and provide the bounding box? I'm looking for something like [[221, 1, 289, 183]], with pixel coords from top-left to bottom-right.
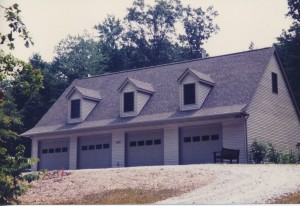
[[65, 86, 101, 123], [118, 78, 154, 117], [177, 68, 214, 111]]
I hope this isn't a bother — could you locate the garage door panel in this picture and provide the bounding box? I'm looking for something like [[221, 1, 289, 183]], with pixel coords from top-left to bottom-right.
[[78, 135, 112, 169], [180, 124, 222, 164], [126, 129, 164, 167], [38, 138, 69, 170]]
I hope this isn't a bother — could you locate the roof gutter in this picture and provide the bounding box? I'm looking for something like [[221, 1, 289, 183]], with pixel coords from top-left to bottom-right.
[[22, 111, 246, 138]]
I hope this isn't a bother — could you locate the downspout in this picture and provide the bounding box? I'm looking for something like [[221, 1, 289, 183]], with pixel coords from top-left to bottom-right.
[[244, 114, 250, 163]]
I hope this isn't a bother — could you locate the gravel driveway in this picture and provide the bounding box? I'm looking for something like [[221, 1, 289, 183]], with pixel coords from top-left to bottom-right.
[[156, 164, 300, 204], [21, 164, 300, 204]]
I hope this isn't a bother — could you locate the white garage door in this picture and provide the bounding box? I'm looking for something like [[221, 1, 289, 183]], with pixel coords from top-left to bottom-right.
[[180, 124, 222, 164], [38, 138, 69, 170], [126, 129, 164, 167], [78, 134, 112, 169]]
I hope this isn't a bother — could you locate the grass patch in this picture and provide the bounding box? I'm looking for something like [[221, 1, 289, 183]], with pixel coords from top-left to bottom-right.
[[59, 188, 181, 204], [273, 190, 300, 204]]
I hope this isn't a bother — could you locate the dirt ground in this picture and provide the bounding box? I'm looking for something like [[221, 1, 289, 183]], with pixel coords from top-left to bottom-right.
[[20, 165, 213, 204], [20, 164, 300, 204]]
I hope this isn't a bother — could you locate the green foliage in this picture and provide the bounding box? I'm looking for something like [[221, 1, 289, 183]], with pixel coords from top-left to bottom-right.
[[250, 140, 299, 164], [250, 140, 269, 163], [23, 172, 41, 183], [0, 3, 33, 50], [0, 145, 39, 204], [275, 0, 300, 108], [179, 6, 219, 58], [94, 0, 219, 69], [54, 32, 107, 83]]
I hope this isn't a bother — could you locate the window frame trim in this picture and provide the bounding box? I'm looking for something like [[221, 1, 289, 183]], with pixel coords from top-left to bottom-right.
[[70, 99, 81, 119], [183, 83, 196, 105], [272, 72, 278, 94]]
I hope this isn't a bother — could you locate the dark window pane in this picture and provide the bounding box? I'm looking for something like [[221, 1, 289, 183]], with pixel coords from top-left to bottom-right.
[[71, 99, 80, 118], [272, 72, 278, 94], [130, 141, 136, 147], [96, 144, 102, 149], [154, 139, 161, 145], [124, 92, 134, 112], [193, 136, 200, 142], [62, 147, 68, 152], [202, 135, 210, 141], [146, 140, 153, 145], [42, 149, 48, 154], [55, 148, 61, 153], [138, 141, 144, 146], [211, 135, 219, 141], [82, 146, 87, 151], [184, 84, 196, 105], [184, 137, 191, 143], [89, 145, 95, 150], [103, 144, 110, 149], [49, 148, 54, 153]]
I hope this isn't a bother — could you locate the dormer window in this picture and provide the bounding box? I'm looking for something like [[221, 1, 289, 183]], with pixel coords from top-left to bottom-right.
[[118, 78, 154, 117], [177, 68, 214, 111], [66, 86, 101, 123], [71, 99, 81, 119], [184, 83, 196, 105], [124, 92, 134, 112]]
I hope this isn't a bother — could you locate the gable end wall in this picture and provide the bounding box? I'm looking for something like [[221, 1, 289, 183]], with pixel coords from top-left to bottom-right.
[[246, 54, 300, 159]]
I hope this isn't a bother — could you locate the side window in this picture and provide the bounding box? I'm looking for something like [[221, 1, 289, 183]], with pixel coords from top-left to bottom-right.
[[193, 136, 200, 142], [202, 135, 210, 141], [183, 83, 196, 105], [103, 144, 110, 149], [124, 92, 134, 112], [62, 147, 68, 152], [130, 141, 137, 147], [146, 140, 153, 145], [154, 139, 161, 145], [211, 135, 219, 141], [272, 72, 278, 94], [138, 141, 144, 146], [71, 99, 81, 118], [184, 137, 191, 143]]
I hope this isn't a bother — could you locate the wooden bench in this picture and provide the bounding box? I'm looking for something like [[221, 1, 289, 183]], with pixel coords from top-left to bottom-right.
[[214, 147, 240, 163]]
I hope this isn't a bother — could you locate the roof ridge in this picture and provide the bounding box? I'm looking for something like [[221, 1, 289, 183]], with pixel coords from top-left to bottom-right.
[[77, 47, 273, 81]]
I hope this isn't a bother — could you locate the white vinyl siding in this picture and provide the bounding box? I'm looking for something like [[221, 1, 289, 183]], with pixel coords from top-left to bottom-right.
[[222, 119, 247, 163], [164, 126, 179, 165], [31, 138, 38, 171], [246, 54, 300, 157], [69, 136, 77, 170], [112, 130, 125, 167], [137, 92, 150, 112]]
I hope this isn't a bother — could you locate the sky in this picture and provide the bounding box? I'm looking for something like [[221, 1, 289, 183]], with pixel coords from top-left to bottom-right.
[[0, 0, 293, 62]]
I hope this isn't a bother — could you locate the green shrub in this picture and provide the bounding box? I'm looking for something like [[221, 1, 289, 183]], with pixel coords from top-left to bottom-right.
[[23, 172, 40, 183], [251, 140, 299, 164], [0, 145, 39, 204], [267, 143, 281, 163], [251, 140, 268, 163]]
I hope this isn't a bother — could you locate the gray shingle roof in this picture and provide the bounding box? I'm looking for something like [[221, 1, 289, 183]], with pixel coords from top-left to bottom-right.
[[118, 78, 155, 93], [22, 47, 275, 136], [67, 86, 101, 101], [177, 68, 215, 86]]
